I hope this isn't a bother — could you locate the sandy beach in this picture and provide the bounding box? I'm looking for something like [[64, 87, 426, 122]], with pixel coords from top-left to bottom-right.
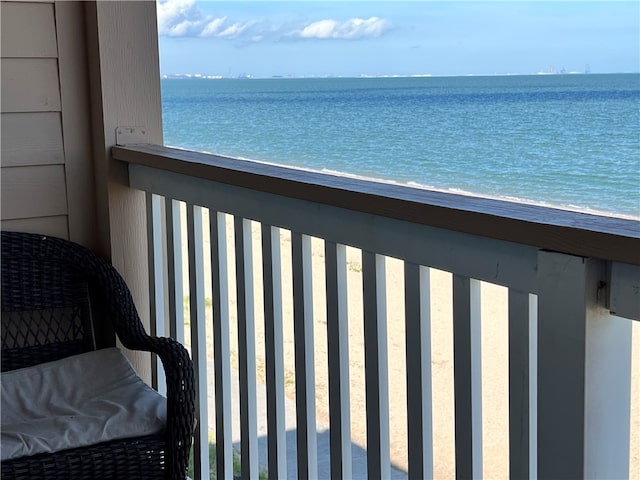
[[186, 211, 639, 478]]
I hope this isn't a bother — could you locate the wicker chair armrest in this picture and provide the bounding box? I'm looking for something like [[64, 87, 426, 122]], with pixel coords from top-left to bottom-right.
[[119, 335, 195, 480]]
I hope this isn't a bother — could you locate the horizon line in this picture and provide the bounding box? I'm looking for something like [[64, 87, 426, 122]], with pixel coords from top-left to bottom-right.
[[161, 71, 640, 80]]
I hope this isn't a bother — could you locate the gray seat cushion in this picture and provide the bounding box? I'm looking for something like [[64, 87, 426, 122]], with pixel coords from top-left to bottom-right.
[[1, 348, 166, 460]]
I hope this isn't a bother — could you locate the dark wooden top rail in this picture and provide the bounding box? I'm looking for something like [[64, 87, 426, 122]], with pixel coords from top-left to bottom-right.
[[113, 144, 640, 266]]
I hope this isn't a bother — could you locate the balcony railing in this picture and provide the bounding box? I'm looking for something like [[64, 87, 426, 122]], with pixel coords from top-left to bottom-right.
[[113, 143, 639, 480]]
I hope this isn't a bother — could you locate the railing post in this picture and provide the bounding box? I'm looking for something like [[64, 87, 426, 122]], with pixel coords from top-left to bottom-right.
[[508, 290, 535, 479], [584, 295, 632, 478], [537, 251, 631, 479], [292, 233, 318, 480], [235, 217, 259, 479], [326, 242, 352, 480], [211, 212, 233, 480], [146, 193, 166, 395], [187, 205, 210, 479], [362, 252, 391, 479], [166, 200, 185, 345], [453, 275, 483, 480], [405, 264, 433, 479], [262, 225, 288, 479], [537, 251, 590, 478]]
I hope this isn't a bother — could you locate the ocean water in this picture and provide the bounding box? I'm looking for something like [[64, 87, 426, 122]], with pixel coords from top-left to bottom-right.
[[161, 74, 640, 217]]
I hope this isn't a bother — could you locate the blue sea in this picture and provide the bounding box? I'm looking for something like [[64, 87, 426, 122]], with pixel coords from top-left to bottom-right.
[[161, 74, 640, 218]]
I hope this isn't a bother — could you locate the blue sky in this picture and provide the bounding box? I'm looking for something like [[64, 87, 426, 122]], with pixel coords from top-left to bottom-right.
[[157, 1, 640, 77]]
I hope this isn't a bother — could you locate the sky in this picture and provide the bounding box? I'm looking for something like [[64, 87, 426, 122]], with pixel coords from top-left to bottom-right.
[[157, 1, 640, 78]]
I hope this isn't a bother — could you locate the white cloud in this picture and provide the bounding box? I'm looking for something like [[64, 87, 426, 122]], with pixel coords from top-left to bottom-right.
[[295, 17, 391, 40], [200, 17, 227, 37], [298, 19, 339, 39], [217, 21, 259, 39], [157, 0, 254, 39], [157, 0, 391, 42], [157, 0, 206, 37]]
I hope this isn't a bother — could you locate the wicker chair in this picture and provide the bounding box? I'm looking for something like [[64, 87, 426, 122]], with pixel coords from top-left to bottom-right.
[[1, 231, 195, 480]]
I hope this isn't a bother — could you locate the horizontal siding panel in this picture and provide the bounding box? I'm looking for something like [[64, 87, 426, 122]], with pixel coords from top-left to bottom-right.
[[1, 165, 67, 220], [1, 112, 64, 166], [1, 58, 61, 112], [1, 215, 69, 239], [0, 2, 57, 58]]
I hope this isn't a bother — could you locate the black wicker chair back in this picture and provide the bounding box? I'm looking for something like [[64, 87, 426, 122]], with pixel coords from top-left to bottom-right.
[[1, 231, 195, 480], [1, 255, 97, 371]]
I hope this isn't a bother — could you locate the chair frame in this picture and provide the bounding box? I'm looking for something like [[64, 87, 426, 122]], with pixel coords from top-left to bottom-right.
[[1, 231, 195, 480]]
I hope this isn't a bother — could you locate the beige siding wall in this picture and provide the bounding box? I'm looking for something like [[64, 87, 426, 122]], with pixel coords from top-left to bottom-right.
[[1, 1, 97, 249], [1, 0, 160, 378]]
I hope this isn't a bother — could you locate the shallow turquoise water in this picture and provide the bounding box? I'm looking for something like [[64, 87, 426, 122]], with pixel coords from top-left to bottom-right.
[[162, 73, 640, 217]]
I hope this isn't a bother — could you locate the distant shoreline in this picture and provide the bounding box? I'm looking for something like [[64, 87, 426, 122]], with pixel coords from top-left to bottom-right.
[[160, 71, 640, 81]]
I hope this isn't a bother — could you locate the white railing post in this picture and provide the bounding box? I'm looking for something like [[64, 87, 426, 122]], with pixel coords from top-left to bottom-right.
[[537, 251, 632, 479], [362, 252, 391, 479], [453, 275, 483, 480], [166, 199, 185, 345], [187, 204, 210, 479], [584, 301, 633, 478], [508, 289, 531, 479], [529, 294, 538, 480], [326, 241, 352, 480], [262, 225, 288, 479], [405, 263, 434, 479], [235, 217, 259, 479], [292, 232, 318, 480], [211, 212, 233, 480], [146, 192, 167, 395], [537, 251, 590, 478]]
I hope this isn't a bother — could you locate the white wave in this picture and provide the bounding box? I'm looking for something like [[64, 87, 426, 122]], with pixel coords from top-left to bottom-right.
[[161, 144, 639, 219]]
